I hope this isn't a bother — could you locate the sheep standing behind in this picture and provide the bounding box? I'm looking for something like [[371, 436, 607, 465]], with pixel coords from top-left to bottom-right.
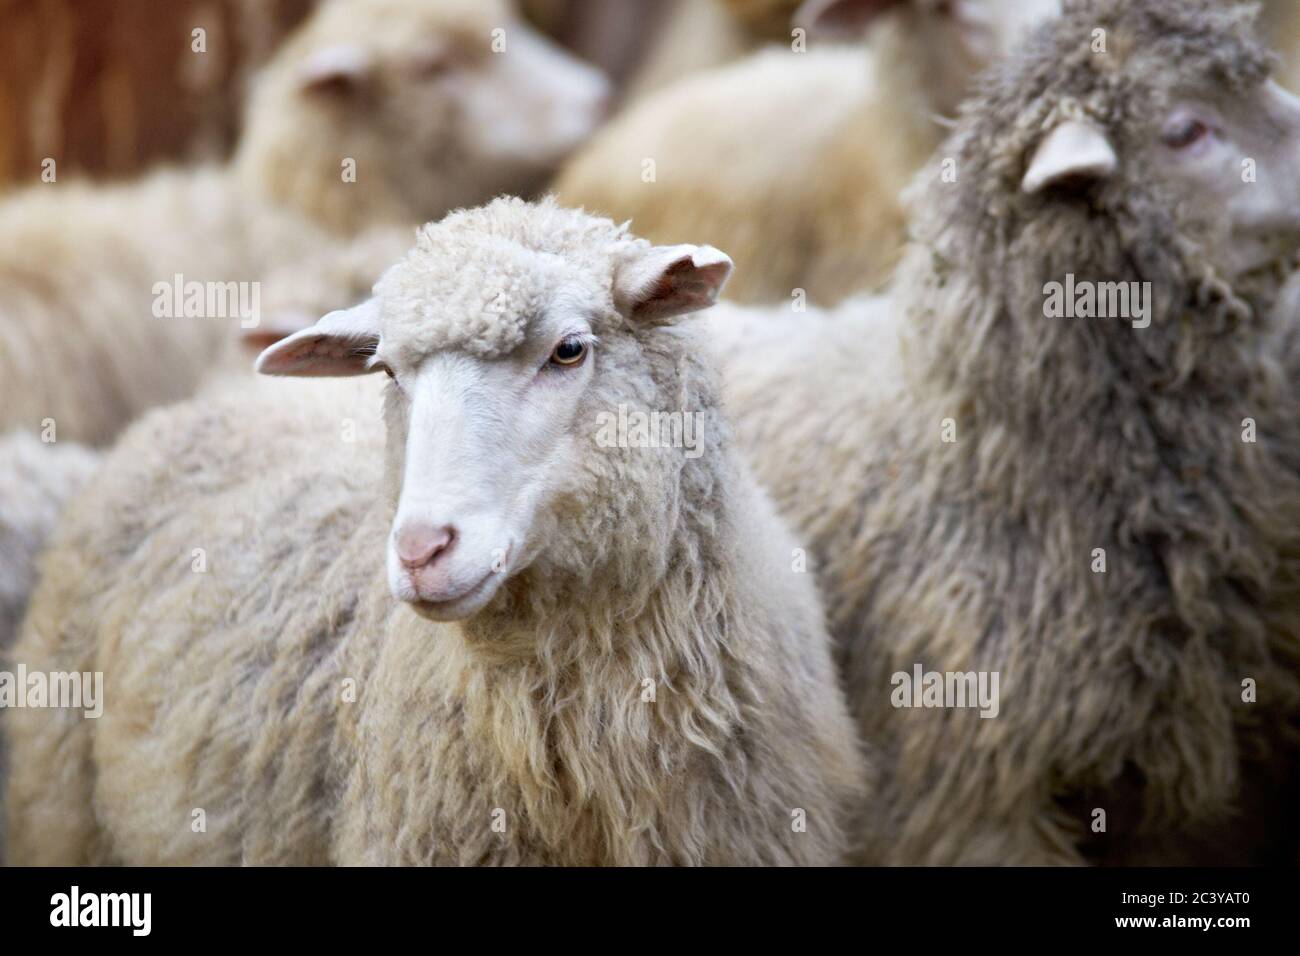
[[4, 198, 868, 866], [715, 0, 1300, 863], [555, 0, 1059, 306], [233, 0, 609, 236], [0, 0, 609, 447]]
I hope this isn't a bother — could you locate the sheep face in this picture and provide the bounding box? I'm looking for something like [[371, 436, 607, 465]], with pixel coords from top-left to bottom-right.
[[917, 0, 1300, 325], [239, 0, 609, 230], [1013, 34, 1300, 276], [1149, 80, 1300, 269], [255, 201, 732, 623]]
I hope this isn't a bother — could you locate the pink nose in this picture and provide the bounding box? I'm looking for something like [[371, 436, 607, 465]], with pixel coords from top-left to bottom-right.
[[395, 522, 454, 570]]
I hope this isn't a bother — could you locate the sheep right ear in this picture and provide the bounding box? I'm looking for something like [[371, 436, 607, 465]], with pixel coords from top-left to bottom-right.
[[255, 299, 382, 377], [794, 0, 903, 38], [614, 244, 734, 323], [1022, 120, 1118, 194]]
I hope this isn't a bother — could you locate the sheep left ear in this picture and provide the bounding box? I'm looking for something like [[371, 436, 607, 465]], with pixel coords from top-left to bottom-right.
[[614, 244, 734, 323], [240, 309, 321, 354], [1022, 120, 1118, 194], [255, 299, 382, 377]]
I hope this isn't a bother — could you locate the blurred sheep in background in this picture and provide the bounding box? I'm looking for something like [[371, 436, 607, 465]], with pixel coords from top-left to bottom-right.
[[0, 0, 611, 450], [555, 0, 1064, 307]]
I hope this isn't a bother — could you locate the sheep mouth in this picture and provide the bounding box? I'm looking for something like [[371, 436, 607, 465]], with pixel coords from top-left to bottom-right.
[[407, 568, 501, 622]]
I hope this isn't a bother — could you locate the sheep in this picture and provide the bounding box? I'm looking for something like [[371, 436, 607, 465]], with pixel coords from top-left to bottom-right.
[[0, 0, 610, 447], [554, 0, 1060, 306], [3, 197, 870, 866], [712, 0, 1300, 864], [0, 169, 320, 446], [232, 0, 609, 235]]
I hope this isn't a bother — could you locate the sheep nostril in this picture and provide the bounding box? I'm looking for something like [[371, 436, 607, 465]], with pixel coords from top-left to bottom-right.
[[396, 523, 455, 570]]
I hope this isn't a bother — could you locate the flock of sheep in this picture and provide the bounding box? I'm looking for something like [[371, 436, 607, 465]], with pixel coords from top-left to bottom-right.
[[2, 0, 1300, 865]]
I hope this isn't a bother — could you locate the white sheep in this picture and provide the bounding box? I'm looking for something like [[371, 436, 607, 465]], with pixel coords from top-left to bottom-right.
[[233, 0, 609, 235], [0, 0, 609, 446], [555, 0, 1059, 305], [4, 197, 869, 866], [714, 0, 1300, 863]]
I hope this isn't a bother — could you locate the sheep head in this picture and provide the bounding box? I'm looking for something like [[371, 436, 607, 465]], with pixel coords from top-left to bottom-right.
[[900, 0, 1300, 411], [255, 198, 732, 622], [236, 0, 610, 233]]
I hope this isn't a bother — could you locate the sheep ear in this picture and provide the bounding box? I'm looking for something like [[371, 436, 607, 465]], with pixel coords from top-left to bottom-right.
[[794, 0, 903, 38], [614, 244, 734, 323], [1022, 120, 1118, 194], [297, 44, 374, 95], [240, 309, 321, 354], [255, 299, 382, 377]]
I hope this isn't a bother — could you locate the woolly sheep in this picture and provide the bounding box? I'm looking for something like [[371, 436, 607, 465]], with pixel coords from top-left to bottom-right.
[[554, 0, 1060, 306], [0, 0, 609, 446], [713, 0, 1300, 864], [233, 0, 609, 235], [4, 197, 869, 866]]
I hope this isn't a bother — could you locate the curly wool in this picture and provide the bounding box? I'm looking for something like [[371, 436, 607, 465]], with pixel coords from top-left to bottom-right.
[[720, 0, 1300, 864], [4, 198, 869, 866], [376, 202, 640, 359]]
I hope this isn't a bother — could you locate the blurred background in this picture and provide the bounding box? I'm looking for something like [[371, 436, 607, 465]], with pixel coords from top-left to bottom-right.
[[0, 0, 803, 190]]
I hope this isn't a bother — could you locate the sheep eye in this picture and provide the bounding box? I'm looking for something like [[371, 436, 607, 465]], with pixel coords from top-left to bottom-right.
[[549, 337, 588, 367], [375, 362, 395, 379], [1162, 118, 1210, 150]]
